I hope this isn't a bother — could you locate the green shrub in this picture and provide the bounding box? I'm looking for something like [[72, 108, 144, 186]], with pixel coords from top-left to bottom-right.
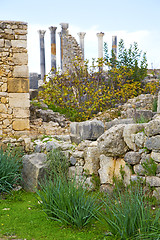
[[36, 175, 100, 228], [46, 149, 69, 179], [152, 98, 158, 112], [0, 147, 22, 193], [141, 158, 157, 176], [102, 184, 160, 239], [136, 115, 149, 123]]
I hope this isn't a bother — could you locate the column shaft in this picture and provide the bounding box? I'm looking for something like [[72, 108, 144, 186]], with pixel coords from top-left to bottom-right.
[[49, 26, 57, 72], [112, 36, 117, 59], [97, 32, 105, 59], [77, 32, 86, 60], [38, 30, 46, 80]]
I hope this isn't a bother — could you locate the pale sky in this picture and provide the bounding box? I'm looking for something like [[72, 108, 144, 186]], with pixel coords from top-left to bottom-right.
[[1, 0, 160, 74]]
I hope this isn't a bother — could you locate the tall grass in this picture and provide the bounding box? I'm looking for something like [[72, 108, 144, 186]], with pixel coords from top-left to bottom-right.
[[0, 147, 22, 193], [102, 184, 160, 239], [36, 175, 101, 228], [46, 149, 69, 179]]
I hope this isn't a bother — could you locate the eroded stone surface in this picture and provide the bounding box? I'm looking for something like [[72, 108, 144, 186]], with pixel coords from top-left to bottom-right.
[[98, 124, 128, 157]]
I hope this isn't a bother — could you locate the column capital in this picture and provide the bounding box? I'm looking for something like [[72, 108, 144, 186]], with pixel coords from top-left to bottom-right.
[[38, 30, 46, 37], [49, 26, 57, 33], [77, 32, 86, 39], [60, 23, 69, 31], [96, 32, 105, 38]]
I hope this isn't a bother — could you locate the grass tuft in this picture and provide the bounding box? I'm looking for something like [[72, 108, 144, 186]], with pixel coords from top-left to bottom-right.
[[0, 147, 22, 193], [102, 184, 160, 239], [36, 175, 101, 228]]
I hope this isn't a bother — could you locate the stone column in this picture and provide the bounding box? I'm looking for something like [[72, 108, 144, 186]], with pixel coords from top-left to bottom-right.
[[58, 32, 63, 71], [60, 22, 69, 34], [59, 23, 69, 71], [77, 32, 86, 60], [96, 32, 105, 59], [112, 36, 117, 59], [49, 26, 57, 72], [38, 30, 46, 81]]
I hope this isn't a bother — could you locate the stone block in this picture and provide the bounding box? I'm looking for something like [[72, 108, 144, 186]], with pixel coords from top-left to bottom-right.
[[11, 40, 27, 48], [134, 131, 146, 148], [70, 120, 104, 144], [144, 120, 160, 137], [8, 78, 29, 93], [84, 147, 100, 175], [9, 93, 30, 108], [13, 119, 30, 130], [124, 151, 141, 165], [105, 118, 134, 130], [22, 153, 47, 191], [98, 154, 115, 184], [12, 53, 28, 65], [1, 83, 7, 92], [114, 158, 132, 185], [1, 97, 8, 104], [98, 124, 128, 157], [151, 151, 160, 163], [13, 108, 30, 118], [153, 187, 160, 200], [0, 39, 4, 47], [123, 124, 147, 150], [0, 103, 7, 113], [145, 136, 160, 151], [13, 65, 29, 78], [146, 176, 160, 187], [133, 164, 145, 176]]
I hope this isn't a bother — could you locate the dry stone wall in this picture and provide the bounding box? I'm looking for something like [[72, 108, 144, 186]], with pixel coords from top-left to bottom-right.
[[0, 21, 30, 137], [62, 31, 83, 72]]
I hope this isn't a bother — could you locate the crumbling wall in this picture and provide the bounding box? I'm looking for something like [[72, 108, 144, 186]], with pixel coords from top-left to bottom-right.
[[61, 31, 83, 72], [0, 20, 30, 137]]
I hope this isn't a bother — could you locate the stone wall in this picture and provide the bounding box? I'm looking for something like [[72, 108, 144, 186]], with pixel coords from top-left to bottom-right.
[[61, 29, 83, 72], [0, 21, 30, 137]]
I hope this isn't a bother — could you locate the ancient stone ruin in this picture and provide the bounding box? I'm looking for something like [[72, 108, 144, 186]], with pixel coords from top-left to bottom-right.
[[0, 20, 30, 137], [1, 20, 160, 200]]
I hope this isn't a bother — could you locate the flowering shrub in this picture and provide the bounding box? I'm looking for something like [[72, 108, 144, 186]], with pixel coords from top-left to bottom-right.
[[39, 41, 159, 121]]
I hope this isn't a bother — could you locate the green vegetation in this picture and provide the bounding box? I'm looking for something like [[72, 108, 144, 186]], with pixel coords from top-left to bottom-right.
[[36, 175, 101, 228], [0, 190, 106, 240], [0, 147, 22, 193], [135, 115, 150, 123], [39, 39, 159, 122], [141, 158, 158, 176], [152, 98, 158, 112], [46, 149, 69, 179], [102, 184, 160, 239]]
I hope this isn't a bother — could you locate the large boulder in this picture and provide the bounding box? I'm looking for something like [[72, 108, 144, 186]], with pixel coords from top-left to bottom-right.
[[22, 153, 47, 192], [70, 120, 104, 144], [97, 124, 128, 157]]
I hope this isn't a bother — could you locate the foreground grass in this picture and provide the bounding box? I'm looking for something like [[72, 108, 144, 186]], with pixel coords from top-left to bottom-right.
[[0, 190, 108, 240]]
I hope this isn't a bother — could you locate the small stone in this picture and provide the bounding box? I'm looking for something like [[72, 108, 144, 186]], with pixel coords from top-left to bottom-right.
[[124, 151, 141, 165]]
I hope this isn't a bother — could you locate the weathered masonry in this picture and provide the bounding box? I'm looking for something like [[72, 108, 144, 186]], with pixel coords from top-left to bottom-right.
[[0, 20, 30, 137]]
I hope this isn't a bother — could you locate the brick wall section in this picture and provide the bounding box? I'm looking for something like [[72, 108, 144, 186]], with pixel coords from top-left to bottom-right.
[[62, 32, 83, 72], [0, 20, 30, 137]]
